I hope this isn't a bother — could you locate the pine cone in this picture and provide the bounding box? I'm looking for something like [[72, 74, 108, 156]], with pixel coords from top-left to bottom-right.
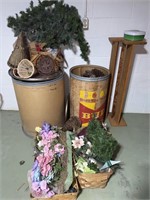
[[62, 116, 81, 132]]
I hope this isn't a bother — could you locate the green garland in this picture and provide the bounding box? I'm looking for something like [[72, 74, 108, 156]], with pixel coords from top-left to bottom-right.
[[7, 0, 90, 62]]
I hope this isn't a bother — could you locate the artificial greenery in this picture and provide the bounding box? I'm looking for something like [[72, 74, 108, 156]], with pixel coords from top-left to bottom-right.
[[87, 118, 119, 163], [7, 0, 90, 62]]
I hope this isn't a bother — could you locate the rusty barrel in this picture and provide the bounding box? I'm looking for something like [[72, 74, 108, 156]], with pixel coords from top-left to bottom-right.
[[70, 65, 110, 127], [9, 70, 65, 137]]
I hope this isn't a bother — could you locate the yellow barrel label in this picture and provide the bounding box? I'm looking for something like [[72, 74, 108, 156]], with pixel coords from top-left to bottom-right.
[[79, 90, 105, 127]]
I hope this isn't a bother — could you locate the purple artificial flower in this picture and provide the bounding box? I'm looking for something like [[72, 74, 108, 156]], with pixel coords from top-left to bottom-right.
[[32, 160, 38, 171], [32, 165, 41, 182], [42, 122, 51, 133]]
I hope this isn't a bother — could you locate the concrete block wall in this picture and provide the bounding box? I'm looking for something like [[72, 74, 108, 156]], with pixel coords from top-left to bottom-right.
[[0, 0, 150, 113]]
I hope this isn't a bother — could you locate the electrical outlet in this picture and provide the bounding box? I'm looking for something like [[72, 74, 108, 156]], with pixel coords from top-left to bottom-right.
[[82, 17, 89, 30]]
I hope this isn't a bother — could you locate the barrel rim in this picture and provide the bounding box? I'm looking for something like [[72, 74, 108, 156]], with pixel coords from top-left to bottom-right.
[[70, 65, 110, 81], [11, 70, 64, 86], [8, 70, 64, 86], [8, 68, 64, 83]]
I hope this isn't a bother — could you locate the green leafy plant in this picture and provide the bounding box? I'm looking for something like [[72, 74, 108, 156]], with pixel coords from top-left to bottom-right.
[[7, 0, 90, 62]]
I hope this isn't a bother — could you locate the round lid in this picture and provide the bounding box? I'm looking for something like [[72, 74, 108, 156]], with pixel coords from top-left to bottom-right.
[[124, 30, 146, 36]]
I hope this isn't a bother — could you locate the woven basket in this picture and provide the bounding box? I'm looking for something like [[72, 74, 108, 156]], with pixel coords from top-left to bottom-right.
[[77, 169, 113, 189], [31, 192, 78, 200]]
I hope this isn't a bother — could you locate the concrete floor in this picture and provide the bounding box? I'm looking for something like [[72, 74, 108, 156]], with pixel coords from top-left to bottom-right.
[[0, 111, 149, 200]]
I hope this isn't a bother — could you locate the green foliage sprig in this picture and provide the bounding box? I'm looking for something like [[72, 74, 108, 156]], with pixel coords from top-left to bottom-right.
[[7, 0, 90, 62]]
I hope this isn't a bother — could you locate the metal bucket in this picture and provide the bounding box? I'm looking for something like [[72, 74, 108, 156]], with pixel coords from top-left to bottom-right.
[[70, 65, 110, 127], [9, 70, 65, 137]]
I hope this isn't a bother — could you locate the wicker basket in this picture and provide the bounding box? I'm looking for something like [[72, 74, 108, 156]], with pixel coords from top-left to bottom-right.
[[77, 169, 113, 189], [31, 192, 78, 200]]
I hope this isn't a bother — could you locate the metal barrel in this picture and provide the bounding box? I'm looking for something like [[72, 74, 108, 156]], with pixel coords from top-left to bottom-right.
[[70, 65, 110, 127], [9, 70, 65, 137]]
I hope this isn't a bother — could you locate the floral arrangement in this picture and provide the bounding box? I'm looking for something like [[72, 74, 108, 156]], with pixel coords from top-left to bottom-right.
[[28, 122, 66, 198], [71, 117, 120, 174]]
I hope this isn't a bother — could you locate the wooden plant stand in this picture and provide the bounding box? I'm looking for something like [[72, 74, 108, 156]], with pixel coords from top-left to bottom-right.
[[106, 37, 147, 126]]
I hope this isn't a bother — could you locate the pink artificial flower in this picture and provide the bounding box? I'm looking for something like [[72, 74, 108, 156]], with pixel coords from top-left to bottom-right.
[[32, 182, 39, 191], [44, 149, 55, 163], [31, 182, 44, 197], [54, 143, 65, 155], [47, 190, 55, 198], [72, 137, 85, 149], [47, 130, 59, 140], [37, 154, 44, 167], [41, 164, 51, 177], [48, 149, 55, 158], [32, 189, 42, 197], [39, 130, 59, 147], [37, 155, 52, 175], [43, 144, 50, 154], [44, 149, 55, 160], [42, 130, 58, 141], [41, 135, 49, 145], [40, 180, 47, 190], [44, 155, 51, 164]]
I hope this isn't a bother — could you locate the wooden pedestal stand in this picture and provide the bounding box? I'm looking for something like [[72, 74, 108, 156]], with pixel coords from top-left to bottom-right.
[[106, 37, 147, 126]]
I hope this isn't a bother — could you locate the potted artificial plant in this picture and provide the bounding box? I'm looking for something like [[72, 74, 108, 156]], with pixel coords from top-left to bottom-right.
[[7, 0, 90, 137], [71, 117, 120, 189], [28, 122, 79, 199]]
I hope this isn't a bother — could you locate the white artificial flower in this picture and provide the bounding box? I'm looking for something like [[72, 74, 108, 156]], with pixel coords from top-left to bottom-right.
[[89, 158, 97, 164], [87, 141, 92, 148], [38, 140, 43, 148], [72, 137, 85, 149], [86, 149, 91, 155]]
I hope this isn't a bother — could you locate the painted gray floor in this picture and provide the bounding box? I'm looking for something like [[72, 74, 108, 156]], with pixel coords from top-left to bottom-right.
[[0, 111, 149, 200]]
